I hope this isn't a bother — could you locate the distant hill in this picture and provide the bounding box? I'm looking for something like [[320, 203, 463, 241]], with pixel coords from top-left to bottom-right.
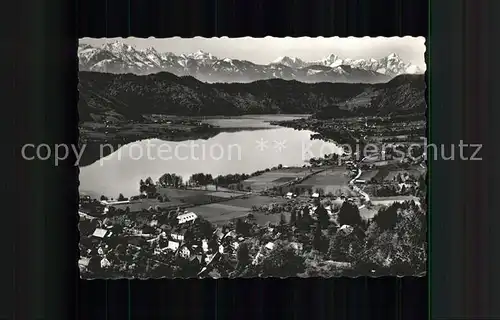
[[78, 71, 426, 121]]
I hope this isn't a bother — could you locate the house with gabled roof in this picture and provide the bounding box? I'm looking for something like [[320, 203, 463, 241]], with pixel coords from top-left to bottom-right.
[[170, 228, 187, 242], [92, 228, 112, 239], [177, 212, 197, 224]]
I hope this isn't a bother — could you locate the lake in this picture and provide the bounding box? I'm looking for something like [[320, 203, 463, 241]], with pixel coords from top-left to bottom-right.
[[79, 115, 342, 198]]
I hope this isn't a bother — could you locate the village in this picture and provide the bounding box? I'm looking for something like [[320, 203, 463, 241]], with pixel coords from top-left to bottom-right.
[[78, 141, 426, 278]]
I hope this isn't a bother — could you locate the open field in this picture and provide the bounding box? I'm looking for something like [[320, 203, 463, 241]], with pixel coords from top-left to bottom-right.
[[253, 212, 292, 226], [295, 167, 353, 195], [384, 166, 426, 181], [157, 187, 247, 206], [107, 199, 181, 212], [191, 195, 288, 225], [223, 196, 287, 208], [158, 187, 242, 201], [359, 165, 425, 184], [358, 170, 379, 181], [372, 168, 390, 181], [242, 168, 323, 192], [192, 203, 251, 225], [206, 191, 241, 198], [370, 196, 420, 207]]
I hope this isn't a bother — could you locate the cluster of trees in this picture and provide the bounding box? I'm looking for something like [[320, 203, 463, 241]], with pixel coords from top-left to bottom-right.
[[213, 173, 250, 187], [372, 184, 416, 197], [158, 173, 184, 188], [188, 173, 214, 188], [139, 177, 157, 196], [308, 153, 341, 167], [383, 144, 425, 161], [236, 200, 426, 277]]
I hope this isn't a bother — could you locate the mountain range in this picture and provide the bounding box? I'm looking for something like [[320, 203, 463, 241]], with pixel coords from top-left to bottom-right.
[[78, 41, 424, 84], [78, 70, 426, 122]]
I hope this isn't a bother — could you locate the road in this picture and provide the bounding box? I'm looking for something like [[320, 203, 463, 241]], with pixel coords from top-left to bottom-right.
[[348, 155, 371, 205]]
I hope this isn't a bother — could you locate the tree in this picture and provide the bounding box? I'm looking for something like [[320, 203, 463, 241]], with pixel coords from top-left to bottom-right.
[[337, 202, 363, 228], [315, 205, 330, 229], [279, 213, 287, 225], [139, 179, 146, 193], [87, 255, 103, 276], [327, 230, 364, 262], [117, 193, 126, 201], [400, 184, 407, 195], [139, 177, 157, 195], [290, 210, 297, 224], [208, 237, 219, 253], [260, 243, 305, 277], [235, 219, 250, 236], [158, 173, 184, 188], [100, 195, 108, 201], [373, 205, 399, 231], [236, 242, 251, 271], [296, 210, 303, 221], [299, 206, 312, 231], [313, 223, 326, 252], [190, 218, 214, 241], [278, 186, 284, 195], [353, 207, 426, 276], [315, 188, 325, 196], [158, 173, 171, 187], [301, 206, 310, 219]]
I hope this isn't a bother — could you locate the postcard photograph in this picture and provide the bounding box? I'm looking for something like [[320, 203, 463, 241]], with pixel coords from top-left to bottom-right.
[[77, 36, 427, 278]]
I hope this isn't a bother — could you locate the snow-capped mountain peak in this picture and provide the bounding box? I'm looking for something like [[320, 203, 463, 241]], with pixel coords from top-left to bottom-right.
[[102, 41, 135, 53], [386, 52, 400, 59], [78, 41, 423, 83], [271, 56, 306, 68], [145, 46, 158, 54], [185, 50, 217, 61], [314, 54, 343, 68]]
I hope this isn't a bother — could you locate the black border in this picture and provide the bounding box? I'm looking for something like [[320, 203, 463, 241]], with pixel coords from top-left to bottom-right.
[[5, 0, 497, 318]]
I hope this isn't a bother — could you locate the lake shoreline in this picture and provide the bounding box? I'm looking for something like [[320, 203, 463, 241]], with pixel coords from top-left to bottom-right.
[[78, 115, 342, 198], [79, 114, 311, 167]]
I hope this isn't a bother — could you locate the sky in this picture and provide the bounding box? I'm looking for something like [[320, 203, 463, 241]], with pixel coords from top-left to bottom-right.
[[80, 37, 426, 70]]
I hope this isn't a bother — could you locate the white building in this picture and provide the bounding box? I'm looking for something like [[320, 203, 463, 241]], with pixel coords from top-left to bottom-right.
[[202, 239, 209, 252], [92, 228, 110, 239], [100, 257, 111, 269], [177, 212, 198, 224], [311, 193, 320, 198], [289, 242, 303, 251], [264, 242, 275, 250], [180, 247, 191, 258], [167, 241, 180, 251], [286, 192, 296, 199], [171, 231, 185, 242], [338, 225, 354, 235]]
